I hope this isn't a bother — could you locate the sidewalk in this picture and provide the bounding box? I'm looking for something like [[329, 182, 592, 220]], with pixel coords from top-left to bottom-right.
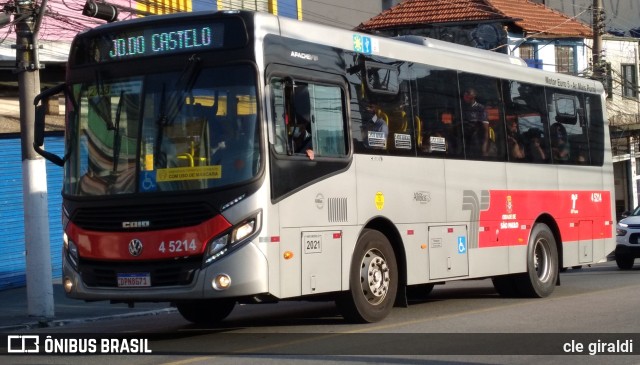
[[0, 282, 174, 331]]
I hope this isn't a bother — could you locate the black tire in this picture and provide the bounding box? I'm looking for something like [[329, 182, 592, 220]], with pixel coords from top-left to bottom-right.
[[514, 223, 558, 298], [176, 299, 235, 325], [491, 275, 520, 297], [616, 256, 635, 270], [336, 229, 398, 323], [406, 283, 435, 300]]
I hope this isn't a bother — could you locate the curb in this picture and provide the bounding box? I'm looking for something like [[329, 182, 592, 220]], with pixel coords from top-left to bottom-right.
[[0, 308, 177, 332]]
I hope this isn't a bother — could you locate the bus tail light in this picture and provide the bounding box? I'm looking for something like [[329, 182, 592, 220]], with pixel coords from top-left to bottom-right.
[[204, 213, 261, 266], [63, 233, 79, 270]]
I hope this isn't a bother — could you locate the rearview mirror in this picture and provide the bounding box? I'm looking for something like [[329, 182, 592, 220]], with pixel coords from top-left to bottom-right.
[[33, 83, 67, 167]]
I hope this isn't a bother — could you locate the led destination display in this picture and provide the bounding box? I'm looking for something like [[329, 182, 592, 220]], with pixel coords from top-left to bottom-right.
[[108, 26, 215, 59], [76, 17, 248, 64]]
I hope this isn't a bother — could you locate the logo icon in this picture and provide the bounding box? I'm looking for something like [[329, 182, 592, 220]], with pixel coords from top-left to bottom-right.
[[128, 239, 143, 257], [7, 335, 40, 353], [414, 191, 431, 204], [570, 193, 579, 214], [315, 193, 325, 209]]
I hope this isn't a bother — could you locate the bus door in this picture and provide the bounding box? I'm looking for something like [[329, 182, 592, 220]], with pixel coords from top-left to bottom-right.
[[267, 65, 352, 298]]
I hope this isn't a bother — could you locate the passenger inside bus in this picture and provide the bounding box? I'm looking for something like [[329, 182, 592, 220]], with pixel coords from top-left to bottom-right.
[[524, 128, 548, 163], [506, 117, 525, 161], [461, 87, 490, 158], [292, 121, 314, 160], [550, 122, 570, 162]]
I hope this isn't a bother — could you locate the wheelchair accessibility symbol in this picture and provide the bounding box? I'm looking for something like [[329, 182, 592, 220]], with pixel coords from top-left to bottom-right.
[[457, 236, 467, 254], [140, 171, 157, 192]]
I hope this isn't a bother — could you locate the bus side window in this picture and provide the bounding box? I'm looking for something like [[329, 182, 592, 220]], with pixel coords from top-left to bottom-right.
[[308, 84, 347, 158], [413, 65, 462, 158], [458, 73, 506, 161], [586, 95, 605, 166], [503, 80, 550, 164], [269, 77, 347, 159], [547, 89, 593, 165]]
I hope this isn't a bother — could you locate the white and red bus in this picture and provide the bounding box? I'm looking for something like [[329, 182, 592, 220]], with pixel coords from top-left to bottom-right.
[[34, 10, 615, 324]]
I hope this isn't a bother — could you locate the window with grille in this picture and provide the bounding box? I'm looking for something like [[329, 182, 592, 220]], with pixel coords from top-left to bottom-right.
[[555, 46, 575, 74], [622, 64, 638, 99], [519, 44, 542, 69]]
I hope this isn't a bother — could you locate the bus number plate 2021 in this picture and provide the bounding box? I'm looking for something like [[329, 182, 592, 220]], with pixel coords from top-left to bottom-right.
[[303, 233, 322, 254], [117, 273, 151, 287]]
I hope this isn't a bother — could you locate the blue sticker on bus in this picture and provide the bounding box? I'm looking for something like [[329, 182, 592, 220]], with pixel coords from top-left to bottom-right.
[[140, 171, 157, 192], [457, 236, 467, 254], [353, 34, 373, 54]]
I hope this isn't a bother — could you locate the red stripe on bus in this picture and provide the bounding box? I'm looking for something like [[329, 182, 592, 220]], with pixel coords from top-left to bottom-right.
[[67, 215, 232, 260], [478, 190, 613, 248]]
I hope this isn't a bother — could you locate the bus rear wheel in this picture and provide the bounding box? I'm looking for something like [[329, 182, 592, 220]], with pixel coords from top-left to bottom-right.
[[514, 223, 558, 298], [176, 299, 235, 325], [336, 229, 398, 323]]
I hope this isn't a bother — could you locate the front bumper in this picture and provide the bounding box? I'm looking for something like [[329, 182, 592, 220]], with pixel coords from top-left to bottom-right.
[[62, 240, 269, 302]]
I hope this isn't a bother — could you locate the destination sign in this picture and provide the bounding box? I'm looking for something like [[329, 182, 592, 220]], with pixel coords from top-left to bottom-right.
[[75, 17, 247, 65], [95, 23, 223, 62], [108, 26, 217, 59]]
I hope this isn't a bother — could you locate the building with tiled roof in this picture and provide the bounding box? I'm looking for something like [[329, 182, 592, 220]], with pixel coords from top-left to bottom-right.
[[488, 0, 592, 38], [359, 0, 592, 38], [358, 0, 593, 76], [359, 0, 513, 30]]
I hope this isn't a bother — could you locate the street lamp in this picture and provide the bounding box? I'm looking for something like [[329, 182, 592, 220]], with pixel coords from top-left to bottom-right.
[[82, 0, 118, 22]]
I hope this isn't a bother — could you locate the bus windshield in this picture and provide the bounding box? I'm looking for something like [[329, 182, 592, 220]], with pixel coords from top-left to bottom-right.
[[64, 64, 260, 196]]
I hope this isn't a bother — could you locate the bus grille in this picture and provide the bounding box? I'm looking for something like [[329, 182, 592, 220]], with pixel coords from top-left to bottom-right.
[[79, 257, 202, 288], [71, 202, 216, 232]]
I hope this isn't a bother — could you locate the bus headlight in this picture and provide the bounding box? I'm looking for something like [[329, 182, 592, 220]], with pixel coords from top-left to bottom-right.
[[63, 233, 79, 270], [204, 213, 260, 266]]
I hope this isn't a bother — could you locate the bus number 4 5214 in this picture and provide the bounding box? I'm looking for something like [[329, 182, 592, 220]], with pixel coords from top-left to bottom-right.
[[158, 239, 197, 254]]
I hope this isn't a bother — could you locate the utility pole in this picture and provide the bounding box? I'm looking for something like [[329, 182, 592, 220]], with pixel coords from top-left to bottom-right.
[[592, 0, 605, 82], [14, 0, 54, 319]]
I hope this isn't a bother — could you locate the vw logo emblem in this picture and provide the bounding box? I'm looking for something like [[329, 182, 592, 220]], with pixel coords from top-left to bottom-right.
[[128, 239, 143, 257]]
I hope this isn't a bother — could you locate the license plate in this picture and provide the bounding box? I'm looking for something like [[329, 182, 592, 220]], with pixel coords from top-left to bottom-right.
[[117, 273, 151, 287]]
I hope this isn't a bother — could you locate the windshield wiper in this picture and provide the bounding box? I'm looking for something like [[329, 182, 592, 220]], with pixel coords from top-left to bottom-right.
[[112, 90, 125, 173], [160, 54, 202, 127], [154, 54, 201, 168], [89, 69, 115, 130]]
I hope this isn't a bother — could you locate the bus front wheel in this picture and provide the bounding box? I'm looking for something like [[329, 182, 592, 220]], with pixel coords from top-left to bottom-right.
[[336, 229, 398, 323], [176, 299, 235, 325]]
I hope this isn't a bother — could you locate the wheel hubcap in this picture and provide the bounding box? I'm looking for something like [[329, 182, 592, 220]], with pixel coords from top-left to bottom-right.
[[534, 238, 551, 282], [360, 248, 390, 305]]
